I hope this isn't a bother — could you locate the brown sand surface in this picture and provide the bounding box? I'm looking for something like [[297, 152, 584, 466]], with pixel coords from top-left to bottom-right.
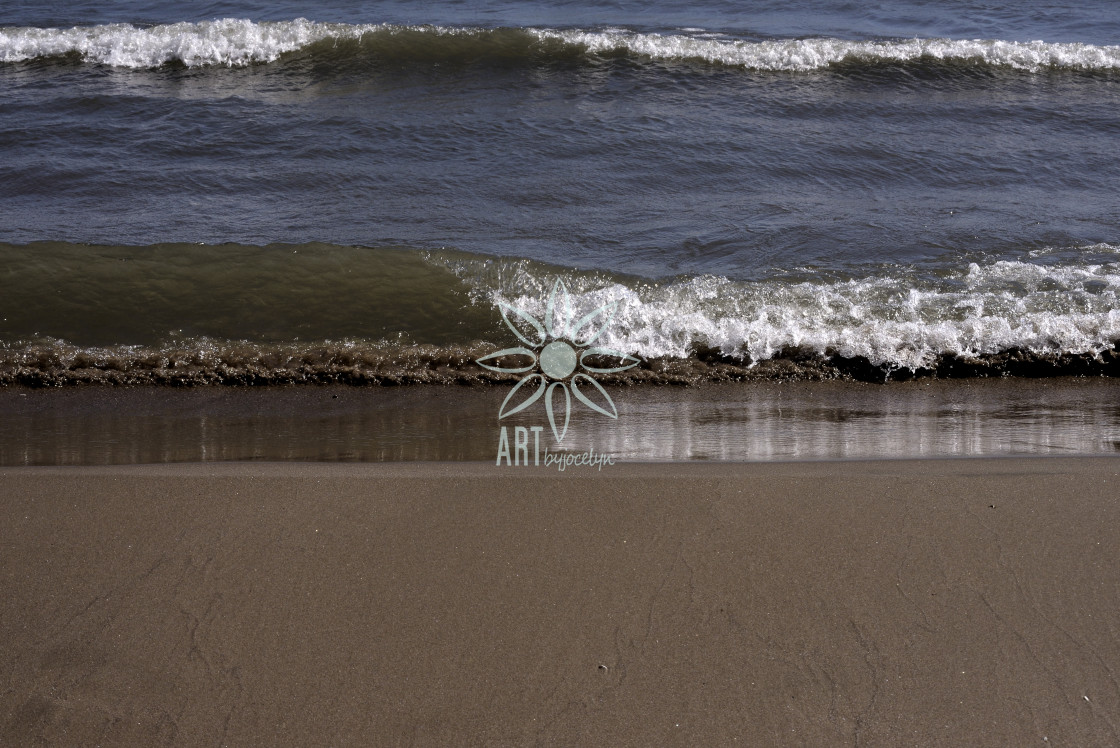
[[2, 459, 1119, 746]]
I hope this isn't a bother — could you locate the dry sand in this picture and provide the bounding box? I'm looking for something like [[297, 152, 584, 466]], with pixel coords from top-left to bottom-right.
[[2, 459, 1119, 746]]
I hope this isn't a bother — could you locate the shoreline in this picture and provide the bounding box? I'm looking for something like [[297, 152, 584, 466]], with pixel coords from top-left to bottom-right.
[[4, 341, 1120, 387], [3, 377, 1120, 464], [2, 458, 1118, 745]]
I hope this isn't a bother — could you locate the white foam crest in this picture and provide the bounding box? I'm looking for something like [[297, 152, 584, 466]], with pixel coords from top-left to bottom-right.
[[492, 260, 1120, 370], [4, 20, 1120, 71], [536, 30, 1120, 71], [0, 18, 372, 67]]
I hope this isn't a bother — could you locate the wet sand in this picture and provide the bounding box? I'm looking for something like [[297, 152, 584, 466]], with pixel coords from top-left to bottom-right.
[[2, 459, 1119, 745], [3, 377, 1120, 464]]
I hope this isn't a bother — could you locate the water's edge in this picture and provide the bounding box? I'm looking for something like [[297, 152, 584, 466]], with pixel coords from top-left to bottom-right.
[[4, 378, 1119, 464]]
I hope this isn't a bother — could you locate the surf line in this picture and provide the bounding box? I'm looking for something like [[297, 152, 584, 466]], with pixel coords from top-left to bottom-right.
[[494, 425, 616, 471]]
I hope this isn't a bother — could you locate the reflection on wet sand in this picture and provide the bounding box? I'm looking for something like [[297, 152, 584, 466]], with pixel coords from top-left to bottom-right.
[[2, 378, 1119, 464]]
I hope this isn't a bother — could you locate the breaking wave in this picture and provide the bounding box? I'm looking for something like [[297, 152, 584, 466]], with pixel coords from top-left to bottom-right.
[[3, 19, 1119, 72], [450, 244, 1120, 375], [5, 242, 1120, 384]]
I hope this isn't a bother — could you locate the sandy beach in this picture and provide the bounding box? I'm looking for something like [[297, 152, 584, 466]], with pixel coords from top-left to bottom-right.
[[2, 458, 1118, 745]]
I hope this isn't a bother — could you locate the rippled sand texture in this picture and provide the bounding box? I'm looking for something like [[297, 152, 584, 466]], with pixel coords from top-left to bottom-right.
[[2, 460, 1118, 745]]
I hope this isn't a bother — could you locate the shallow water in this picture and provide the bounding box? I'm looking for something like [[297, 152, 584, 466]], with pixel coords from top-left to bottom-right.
[[3, 379, 1118, 464]]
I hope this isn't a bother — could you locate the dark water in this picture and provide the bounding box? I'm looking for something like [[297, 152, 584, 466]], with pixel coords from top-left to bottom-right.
[[2, 1, 1120, 382]]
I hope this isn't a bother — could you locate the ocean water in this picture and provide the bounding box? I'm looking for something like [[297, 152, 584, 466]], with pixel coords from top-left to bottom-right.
[[3, 0, 1120, 383]]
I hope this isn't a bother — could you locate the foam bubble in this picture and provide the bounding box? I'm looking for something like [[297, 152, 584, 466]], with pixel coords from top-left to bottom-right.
[[539, 31, 1120, 72], [484, 252, 1120, 371], [0, 18, 360, 67]]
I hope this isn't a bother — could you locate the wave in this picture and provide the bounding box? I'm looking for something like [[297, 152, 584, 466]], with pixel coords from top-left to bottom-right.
[[2, 18, 1120, 72], [546, 30, 1120, 73], [439, 244, 1120, 375], [4, 242, 1120, 384]]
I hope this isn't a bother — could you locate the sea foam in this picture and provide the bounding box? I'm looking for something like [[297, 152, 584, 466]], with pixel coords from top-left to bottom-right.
[[479, 248, 1120, 371], [3, 19, 1120, 72], [538, 30, 1120, 72], [0, 18, 345, 67]]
